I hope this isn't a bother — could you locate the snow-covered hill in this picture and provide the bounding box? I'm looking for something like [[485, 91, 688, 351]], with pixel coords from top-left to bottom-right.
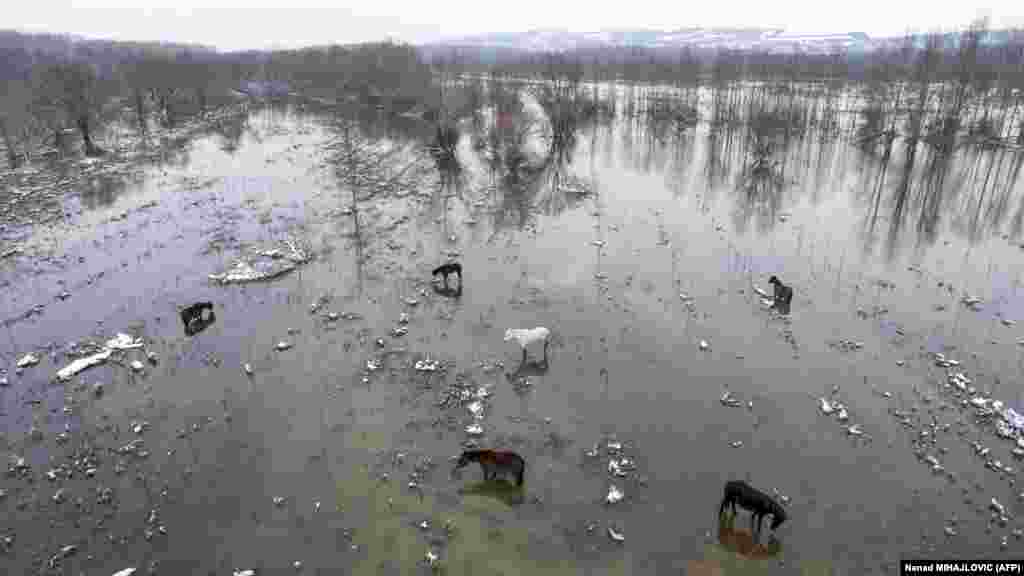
[[425, 27, 884, 55]]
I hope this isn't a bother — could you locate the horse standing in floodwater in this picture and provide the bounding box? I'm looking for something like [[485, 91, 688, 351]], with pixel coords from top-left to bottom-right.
[[719, 480, 787, 541], [453, 449, 526, 487], [768, 276, 793, 314], [180, 302, 216, 336]]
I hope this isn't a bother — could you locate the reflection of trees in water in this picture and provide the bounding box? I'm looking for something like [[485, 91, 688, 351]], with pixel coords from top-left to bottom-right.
[[859, 134, 1024, 262], [731, 164, 784, 236], [211, 110, 253, 154], [79, 173, 131, 210]]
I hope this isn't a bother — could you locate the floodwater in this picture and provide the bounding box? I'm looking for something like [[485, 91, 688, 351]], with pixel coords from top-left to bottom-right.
[[2, 96, 1024, 576]]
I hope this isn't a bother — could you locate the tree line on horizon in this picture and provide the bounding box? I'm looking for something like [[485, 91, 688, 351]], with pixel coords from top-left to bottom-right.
[[1, 17, 1023, 170]]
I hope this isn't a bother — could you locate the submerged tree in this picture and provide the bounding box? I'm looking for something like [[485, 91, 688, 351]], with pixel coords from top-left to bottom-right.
[[31, 60, 111, 156]]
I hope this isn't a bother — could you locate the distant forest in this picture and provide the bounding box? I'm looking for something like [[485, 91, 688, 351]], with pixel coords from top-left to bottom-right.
[[2, 19, 1023, 168]]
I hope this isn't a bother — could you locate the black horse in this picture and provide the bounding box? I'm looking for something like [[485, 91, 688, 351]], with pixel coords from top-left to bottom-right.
[[432, 262, 462, 288], [768, 276, 793, 314], [719, 480, 787, 540], [180, 302, 216, 336]]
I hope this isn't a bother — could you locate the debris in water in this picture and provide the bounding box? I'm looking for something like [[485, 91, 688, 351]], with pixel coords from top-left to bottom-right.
[[606, 485, 624, 504], [608, 526, 625, 542], [944, 526, 958, 537], [17, 353, 40, 368], [720, 391, 742, 407], [0, 375, 7, 387], [847, 425, 863, 436], [243, 363, 253, 375], [699, 340, 709, 351], [730, 441, 743, 448], [234, 571, 256, 576], [426, 549, 439, 567], [107, 333, 144, 350], [292, 561, 302, 570], [960, 296, 984, 310], [57, 348, 113, 381], [209, 240, 310, 284], [415, 359, 440, 372], [837, 408, 849, 422], [276, 341, 293, 351], [820, 398, 834, 415], [990, 498, 1006, 516], [404, 297, 420, 306], [273, 496, 286, 507], [465, 424, 483, 436], [130, 360, 145, 372], [366, 358, 382, 371], [398, 312, 410, 325], [146, 351, 158, 364], [48, 544, 78, 568]]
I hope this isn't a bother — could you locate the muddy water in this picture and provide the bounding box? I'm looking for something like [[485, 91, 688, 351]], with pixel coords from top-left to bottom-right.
[[2, 100, 1024, 575]]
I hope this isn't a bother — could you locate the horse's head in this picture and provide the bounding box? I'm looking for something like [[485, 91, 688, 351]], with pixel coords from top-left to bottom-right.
[[454, 450, 478, 470]]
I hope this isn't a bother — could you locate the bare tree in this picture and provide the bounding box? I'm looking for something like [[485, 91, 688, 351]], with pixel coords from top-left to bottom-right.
[[0, 80, 31, 168]]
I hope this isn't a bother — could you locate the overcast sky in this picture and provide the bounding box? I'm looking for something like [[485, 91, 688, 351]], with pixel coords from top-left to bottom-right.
[[10, 0, 1023, 52]]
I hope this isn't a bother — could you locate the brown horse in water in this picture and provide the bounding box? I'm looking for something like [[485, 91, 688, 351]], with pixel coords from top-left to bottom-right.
[[716, 511, 782, 559]]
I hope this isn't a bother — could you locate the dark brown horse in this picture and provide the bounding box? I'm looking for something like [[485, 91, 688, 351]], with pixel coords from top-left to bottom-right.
[[454, 449, 525, 487]]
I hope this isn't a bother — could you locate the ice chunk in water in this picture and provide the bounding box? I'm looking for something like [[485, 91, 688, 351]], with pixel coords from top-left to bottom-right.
[[130, 360, 145, 372], [607, 526, 625, 542], [699, 340, 709, 351], [17, 353, 39, 368], [465, 424, 483, 436], [606, 485, 624, 504], [820, 398, 834, 415], [720, 391, 742, 407], [276, 341, 293, 351], [415, 359, 439, 372], [57, 349, 113, 381], [106, 333, 143, 350]]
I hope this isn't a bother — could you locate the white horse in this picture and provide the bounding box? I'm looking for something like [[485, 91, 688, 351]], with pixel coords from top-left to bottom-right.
[[503, 327, 550, 364]]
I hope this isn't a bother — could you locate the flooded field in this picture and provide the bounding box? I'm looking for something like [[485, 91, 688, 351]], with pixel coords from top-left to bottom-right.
[[2, 94, 1024, 575]]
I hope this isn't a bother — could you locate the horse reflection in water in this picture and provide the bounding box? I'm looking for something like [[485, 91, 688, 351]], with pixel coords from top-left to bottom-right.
[[716, 512, 782, 559], [456, 480, 526, 507]]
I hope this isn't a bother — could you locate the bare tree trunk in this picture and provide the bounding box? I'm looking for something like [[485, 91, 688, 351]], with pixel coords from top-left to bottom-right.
[[196, 87, 207, 116], [54, 127, 66, 157], [0, 118, 20, 169], [77, 115, 103, 157], [134, 88, 147, 131]]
